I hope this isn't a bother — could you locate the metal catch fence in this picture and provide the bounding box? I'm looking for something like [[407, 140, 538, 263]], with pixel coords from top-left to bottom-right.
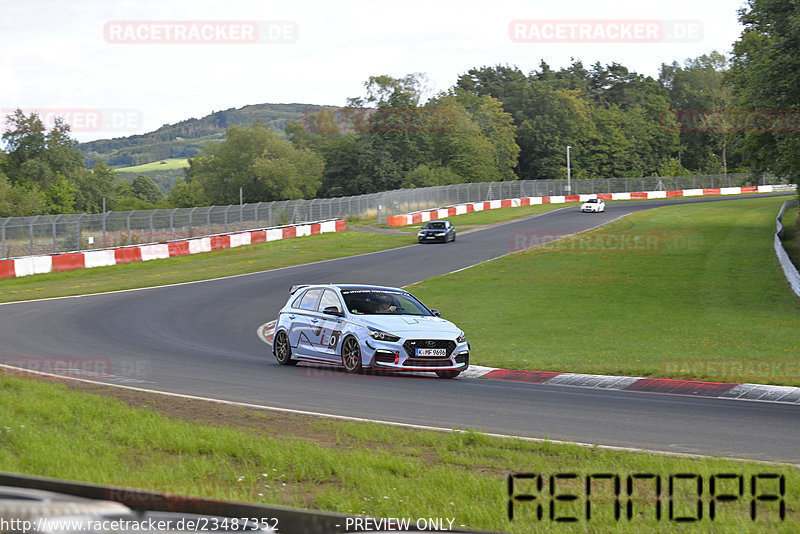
[[0, 173, 783, 259]]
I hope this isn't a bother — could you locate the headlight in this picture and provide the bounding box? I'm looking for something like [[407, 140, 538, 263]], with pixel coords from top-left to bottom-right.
[[368, 327, 400, 342], [436, 232, 446, 236], [457, 331, 466, 343]]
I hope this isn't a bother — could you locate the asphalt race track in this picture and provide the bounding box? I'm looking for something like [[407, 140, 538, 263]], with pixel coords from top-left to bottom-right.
[[1, 193, 799, 463]]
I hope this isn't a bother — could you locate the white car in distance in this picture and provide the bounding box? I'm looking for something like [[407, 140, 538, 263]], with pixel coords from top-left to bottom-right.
[[580, 198, 606, 213]]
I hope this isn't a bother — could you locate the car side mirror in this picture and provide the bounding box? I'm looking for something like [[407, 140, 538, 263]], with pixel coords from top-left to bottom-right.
[[430, 309, 441, 317], [323, 306, 343, 317]]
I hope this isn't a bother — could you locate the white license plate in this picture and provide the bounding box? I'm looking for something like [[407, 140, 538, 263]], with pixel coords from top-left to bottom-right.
[[426, 236, 436, 239], [416, 348, 447, 357]]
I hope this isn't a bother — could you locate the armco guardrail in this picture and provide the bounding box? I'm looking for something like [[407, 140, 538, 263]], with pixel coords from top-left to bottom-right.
[[0, 219, 345, 280], [0, 173, 785, 258], [0, 473, 481, 533], [0, 472, 356, 534], [386, 184, 792, 226], [775, 199, 800, 298]]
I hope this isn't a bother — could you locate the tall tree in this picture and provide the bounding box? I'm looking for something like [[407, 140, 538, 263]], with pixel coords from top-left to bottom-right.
[[730, 0, 800, 179], [131, 175, 163, 204], [188, 124, 323, 203], [660, 52, 739, 173]]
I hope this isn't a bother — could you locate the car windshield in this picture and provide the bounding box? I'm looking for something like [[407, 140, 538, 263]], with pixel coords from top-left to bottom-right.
[[341, 289, 432, 316], [425, 222, 446, 229], [588, 199, 599, 203]]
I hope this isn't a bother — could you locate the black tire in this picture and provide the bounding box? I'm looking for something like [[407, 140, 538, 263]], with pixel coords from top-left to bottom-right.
[[273, 330, 297, 366], [341, 336, 363, 373], [435, 370, 461, 379]]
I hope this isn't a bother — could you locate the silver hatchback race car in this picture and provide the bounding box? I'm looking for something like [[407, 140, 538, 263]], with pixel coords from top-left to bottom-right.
[[272, 284, 469, 378]]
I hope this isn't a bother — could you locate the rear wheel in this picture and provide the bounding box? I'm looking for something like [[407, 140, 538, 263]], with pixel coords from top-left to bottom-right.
[[435, 370, 461, 379], [274, 330, 297, 366], [342, 337, 363, 373]]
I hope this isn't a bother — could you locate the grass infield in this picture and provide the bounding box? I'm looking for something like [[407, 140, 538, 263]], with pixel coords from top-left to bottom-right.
[[0, 232, 410, 303], [0, 372, 796, 533], [113, 158, 189, 172], [410, 196, 800, 386]]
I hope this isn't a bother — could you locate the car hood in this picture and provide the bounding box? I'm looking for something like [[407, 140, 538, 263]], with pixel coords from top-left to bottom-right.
[[357, 315, 461, 336]]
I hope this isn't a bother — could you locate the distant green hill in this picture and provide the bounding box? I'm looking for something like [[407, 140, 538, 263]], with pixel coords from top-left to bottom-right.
[[78, 102, 334, 169]]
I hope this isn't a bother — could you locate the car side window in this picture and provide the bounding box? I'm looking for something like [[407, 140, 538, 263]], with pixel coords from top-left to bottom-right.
[[291, 291, 305, 309], [298, 289, 322, 311], [317, 290, 341, 313]]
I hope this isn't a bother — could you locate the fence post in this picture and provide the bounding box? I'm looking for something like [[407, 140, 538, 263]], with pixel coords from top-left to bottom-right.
[[188, 207, 197, 237], [126, 211, 133, 245], [207, 206, 213, 235], [224, 205, 232, 232], [0, 219, 7, 258], [52, 217, 58, 253], [149, 211, 155, 243], [75, 214, 84, 251], [29, 217, 34, 256], [170, 208, 177, 241], [53, 215, 64, 253]]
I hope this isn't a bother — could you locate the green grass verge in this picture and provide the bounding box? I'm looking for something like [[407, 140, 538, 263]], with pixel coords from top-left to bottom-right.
[[410, 196, 800, 386], [114, 158, 189, 172], [0, 232, 410, 303], [1, 373, 796, 533]]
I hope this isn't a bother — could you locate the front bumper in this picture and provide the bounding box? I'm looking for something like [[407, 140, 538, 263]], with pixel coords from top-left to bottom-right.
[[364, 338, 470, 371], [418, 233, 447, 242]]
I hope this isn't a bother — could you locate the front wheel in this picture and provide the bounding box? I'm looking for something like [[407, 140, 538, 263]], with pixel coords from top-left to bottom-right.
[[341, 337, 363, 373], [274, 330, 297, 366], [435, 370, 461, 379]]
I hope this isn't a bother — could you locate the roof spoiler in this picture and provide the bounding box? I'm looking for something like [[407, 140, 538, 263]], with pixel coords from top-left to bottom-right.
[[289, 284, 310, 295]]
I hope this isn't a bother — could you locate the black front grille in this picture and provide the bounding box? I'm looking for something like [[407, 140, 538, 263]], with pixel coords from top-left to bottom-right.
[[403, 339, 456, 359], [403, 359, 452, 367]]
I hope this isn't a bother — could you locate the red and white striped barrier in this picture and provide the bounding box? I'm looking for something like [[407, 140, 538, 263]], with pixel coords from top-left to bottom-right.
[[463, 366, 800, 404], [0, 219, 346, 280], [386, 185, 777, 226]]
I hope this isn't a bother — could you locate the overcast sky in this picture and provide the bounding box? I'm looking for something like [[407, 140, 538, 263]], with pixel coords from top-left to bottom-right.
[[1, 0, 748, 142]]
